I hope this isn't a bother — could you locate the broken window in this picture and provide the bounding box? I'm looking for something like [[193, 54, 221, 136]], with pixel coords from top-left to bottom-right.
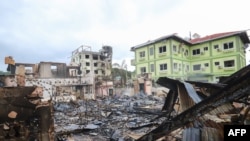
[[159, 46, 166, 53], [25, 66, 33, 74], [223, 42, 234, 50], [93, 54, 98, 60], [94, 70, 98, 74], [86, 62, 90, 66], [160, 63, 167, 71], [139, 51, 145, 58], [224, 60, 235, 67], [140, 67, 146, 73], [150, 64, 154, 72], [51, 65, 57, 74], [85, 55, 89, 59], [149, 47, 154, 56], [193, 64, 201, 71], [192, 49, 200, 55]]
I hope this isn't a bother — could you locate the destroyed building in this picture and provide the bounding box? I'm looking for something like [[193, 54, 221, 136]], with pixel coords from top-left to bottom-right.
[[0, 75, 54, 140], [70, 45, 114, 97], [1, 42, 250, 141]]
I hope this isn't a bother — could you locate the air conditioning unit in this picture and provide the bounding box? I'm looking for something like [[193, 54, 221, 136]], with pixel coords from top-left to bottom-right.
[[217, 48, 221, 52], [218, 65, 223, 69]]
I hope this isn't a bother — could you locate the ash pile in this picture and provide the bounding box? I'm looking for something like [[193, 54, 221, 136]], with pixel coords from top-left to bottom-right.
[[54, 89, 166, 141]]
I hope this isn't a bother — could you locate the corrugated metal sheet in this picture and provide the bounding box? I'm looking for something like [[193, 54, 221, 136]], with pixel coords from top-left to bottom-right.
[[183, 81, 202, 103], [182, 128, 200, 141]]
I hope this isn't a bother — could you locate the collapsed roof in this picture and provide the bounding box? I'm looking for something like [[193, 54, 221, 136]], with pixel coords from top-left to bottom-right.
[[137, 64, 250, 141]]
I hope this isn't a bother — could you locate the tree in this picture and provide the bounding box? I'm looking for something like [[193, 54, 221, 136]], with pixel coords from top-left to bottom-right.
[[112, 60, 128, 87]]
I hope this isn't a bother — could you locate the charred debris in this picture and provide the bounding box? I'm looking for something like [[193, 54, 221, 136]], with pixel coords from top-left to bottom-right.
[[0, 52, 250, 141]]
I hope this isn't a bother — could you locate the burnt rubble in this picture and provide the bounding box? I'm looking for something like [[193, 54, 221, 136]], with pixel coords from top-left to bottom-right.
[[54, 90, 166, 141], [53, 64, 250, 141], [0, 86, 54, 141], [1, 55, 250, 141]]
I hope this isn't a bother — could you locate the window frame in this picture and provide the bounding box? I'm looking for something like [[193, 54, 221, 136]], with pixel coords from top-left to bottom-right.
[[192, 49, 201, 56], [160, 63, 167, 71], [159, 46, 167, 53]]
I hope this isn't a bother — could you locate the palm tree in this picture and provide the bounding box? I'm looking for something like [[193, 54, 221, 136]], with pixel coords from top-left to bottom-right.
[[112, 60, 128, 87]]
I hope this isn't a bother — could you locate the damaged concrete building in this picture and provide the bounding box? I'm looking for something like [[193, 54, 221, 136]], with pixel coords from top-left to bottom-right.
[[0, 45, 114, 140], [70, 45, 114, 97], [1, 41, 250, 141], [0, 75, 54, 140]]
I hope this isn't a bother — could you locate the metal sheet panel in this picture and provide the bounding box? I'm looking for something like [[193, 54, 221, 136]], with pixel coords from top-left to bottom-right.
[[182, 128, 200, 141]]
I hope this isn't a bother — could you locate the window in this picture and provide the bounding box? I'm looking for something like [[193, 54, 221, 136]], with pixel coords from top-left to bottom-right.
[[204, 47, 208, 51], [186, 65, 189, 72], [139, 51, 145, 58], [223, 42, 234, 50], [94, 63, 98, 67], [94, 70, 98, 74], [150, 64, 154, 72], [173, 45, 177, 52], [79, 55, 81, 59], [193, 64, 201, 71], [149, 48, 154, 56], [224, 60, 235, 67], [140, 67, 146, 73], [159, 46, 166, 53], [93, 55, 98, 60], [86, 62, 90, 66], [86, 70, 90, 73], [214, 62, 220, 66], [85, 55, 89, 59], [214, 45, 219, 49], [192, 49, 200, 55], [204, 63, 209, 67], [160, 64, 167, 71], [184, 50, 189, 56], [173, 63, 178, 70]]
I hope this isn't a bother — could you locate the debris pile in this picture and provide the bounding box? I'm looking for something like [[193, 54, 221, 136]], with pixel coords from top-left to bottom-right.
[[54, 90, 166, 140]]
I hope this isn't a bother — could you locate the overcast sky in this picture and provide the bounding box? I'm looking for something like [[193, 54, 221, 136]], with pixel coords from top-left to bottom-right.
[[1, 0, 250, 71]]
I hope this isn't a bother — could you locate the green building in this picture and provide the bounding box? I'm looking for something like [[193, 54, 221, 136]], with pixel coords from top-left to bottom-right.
[[130, 30, 250, 83]]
